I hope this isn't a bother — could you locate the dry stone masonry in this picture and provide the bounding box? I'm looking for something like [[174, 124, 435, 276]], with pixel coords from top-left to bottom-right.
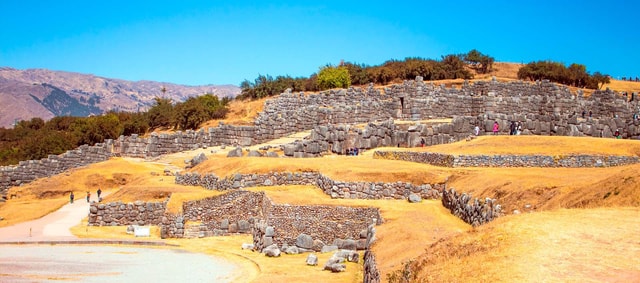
[[373, 151, 640, 168], [3, 78, 640, 197], [88, 200, 167, 226], [174, 171, 443, 200], [441, 188, 502, 227]]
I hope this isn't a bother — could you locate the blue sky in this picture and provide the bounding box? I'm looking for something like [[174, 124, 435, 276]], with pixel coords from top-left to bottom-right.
[[1, 0, 638, 86]]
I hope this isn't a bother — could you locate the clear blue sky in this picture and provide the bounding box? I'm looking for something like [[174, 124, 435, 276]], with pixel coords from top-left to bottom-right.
[[1, 0, 638, 86]]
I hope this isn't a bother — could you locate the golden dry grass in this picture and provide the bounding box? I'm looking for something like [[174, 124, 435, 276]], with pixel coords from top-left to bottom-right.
[[191, 154, 451, 185], [201, 97, 267, 127], [401, 135, 640, 156], [399, 207, 640, 283]]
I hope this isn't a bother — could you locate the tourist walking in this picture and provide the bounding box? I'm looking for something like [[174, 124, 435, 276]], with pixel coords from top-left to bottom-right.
[[70, 192, 74, 204], [86, 191, 91, 203], [97, 188, 102, 199], [474, 125, 480, 136], [492, 121, 499, 135]]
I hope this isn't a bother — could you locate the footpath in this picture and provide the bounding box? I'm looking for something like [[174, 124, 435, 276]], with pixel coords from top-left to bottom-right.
[[0, 193, 116, 242]]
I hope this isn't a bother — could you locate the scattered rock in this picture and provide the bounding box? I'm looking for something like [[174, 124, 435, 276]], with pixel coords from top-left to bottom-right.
[[408, 193, 422, 203], [263, 244, 281, 257], [306, 253, 318, 266], [247, 150, 263, 157], [323, 256, 346, 272], [241, 243, 255, 250], [321, 245, 338, 253], [284, 246, 300, 255], [296, 233, 313, 249], [227, 147, 243, 157]]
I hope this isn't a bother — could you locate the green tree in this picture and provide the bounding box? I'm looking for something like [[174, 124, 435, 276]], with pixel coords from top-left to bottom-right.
[[147, 97, 174, 129], [441, 55, 472, 79], [173, 98, 208, 130], [589, 72, 611, 90], [317, 65, 351, 90], [464, 49, 494, 74]]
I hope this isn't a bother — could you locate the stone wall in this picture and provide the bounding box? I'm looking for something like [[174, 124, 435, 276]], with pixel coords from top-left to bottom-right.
[[372, 151, 640, 168], [0, 142, 113, 197], [373, 151, 454, 167], [174, 171, 443, 200], [441, 188, 501, 227], [179, 190, 267, 237], [266, 205, 381, 247], [88, 200, 167, 226], [3, 78, 640, 197], [363, 223, 380, 283]]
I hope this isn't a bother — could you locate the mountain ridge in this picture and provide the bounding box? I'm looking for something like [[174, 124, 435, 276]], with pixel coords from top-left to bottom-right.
[[0, 67, 240, 128]]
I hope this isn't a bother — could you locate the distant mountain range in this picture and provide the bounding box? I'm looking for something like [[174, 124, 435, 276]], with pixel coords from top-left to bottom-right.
[[0, 67, 240, 128]]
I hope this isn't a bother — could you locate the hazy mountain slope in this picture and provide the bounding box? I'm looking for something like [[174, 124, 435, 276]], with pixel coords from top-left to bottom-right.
[[0, 67, 240, 128]]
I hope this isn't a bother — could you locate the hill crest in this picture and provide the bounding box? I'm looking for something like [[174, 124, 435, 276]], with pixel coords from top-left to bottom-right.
[[0, 67, 240, 128]]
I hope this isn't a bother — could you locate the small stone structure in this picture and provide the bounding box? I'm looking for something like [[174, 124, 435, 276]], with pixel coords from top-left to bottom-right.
[[373, 151, 640, 168]]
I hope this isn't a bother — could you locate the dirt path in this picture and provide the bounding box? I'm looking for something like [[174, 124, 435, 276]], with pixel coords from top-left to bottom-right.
[[0, 193, 106, 242]]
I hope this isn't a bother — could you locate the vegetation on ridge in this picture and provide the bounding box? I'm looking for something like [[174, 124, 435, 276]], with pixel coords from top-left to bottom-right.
[[0, 94, 230, 166]]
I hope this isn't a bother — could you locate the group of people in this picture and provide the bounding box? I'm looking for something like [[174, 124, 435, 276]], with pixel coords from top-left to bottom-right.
[[490, 121, 522, 135], [69, 188, 102, 204], [581, 110, 593, 119], [509, 121, 523, 135], [346, 147, 360, 156]]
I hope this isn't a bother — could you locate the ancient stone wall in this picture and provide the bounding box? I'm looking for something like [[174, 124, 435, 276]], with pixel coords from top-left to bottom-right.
[[373, 151, 640, 168], [0, 142, 113, 196], [179, 190, 266, 237], [266, 205, 381, 247], [363, 223, 380, 283], [4, 78, 639, 197], [373, 151, 454, 167], [441, 188, 501, 227], [174, 171, 443, 200], [88, 200, 167, 226]]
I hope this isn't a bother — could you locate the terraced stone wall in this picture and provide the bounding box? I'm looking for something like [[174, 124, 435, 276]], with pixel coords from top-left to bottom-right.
[[88, 200, 167, 226], [3, 78, 639, 197], [0, 143, 113, 197], [373, 151, 640, 168], [441, 188, 501, 227], [266, 205, 381, 247], [174, 171, 444, 200], [179, 190, 267, 236]]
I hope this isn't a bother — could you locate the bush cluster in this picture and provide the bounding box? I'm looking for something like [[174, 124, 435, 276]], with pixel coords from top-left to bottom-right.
[[517, 61, 610, 89], [0, 94, 229, 165]]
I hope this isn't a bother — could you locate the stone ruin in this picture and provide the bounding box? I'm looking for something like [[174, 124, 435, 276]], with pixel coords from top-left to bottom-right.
[[174, 171, 443, 200], [3, 78, 640, 197], [5, 78, 638, 282]]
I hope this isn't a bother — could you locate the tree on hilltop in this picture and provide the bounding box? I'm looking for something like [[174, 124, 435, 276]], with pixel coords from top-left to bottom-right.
[[464, 49, 494, 74], [317, 65, 351, 90]]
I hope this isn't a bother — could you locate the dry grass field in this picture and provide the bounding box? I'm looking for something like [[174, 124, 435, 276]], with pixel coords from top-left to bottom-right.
[[2, 64, 640, 282]]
